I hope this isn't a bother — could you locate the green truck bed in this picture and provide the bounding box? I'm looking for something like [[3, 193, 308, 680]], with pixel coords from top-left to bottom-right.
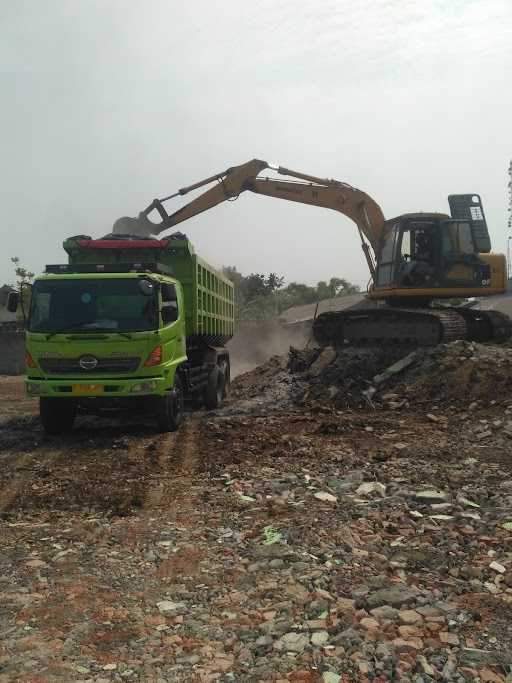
[[63, 234, 234, 346]]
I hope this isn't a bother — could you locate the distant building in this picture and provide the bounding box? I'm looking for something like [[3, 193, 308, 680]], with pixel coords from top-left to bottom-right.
[[0, 285, 17, 323]]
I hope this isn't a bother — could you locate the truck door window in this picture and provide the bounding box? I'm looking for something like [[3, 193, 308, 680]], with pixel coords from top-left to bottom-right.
[[161, 283, 179, 325]]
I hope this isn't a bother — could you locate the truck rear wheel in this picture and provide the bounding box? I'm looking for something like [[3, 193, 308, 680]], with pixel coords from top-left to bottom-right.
[[155, 375, 184, 432], [219, 359, 230, 399], [40, 398, 76, 435], [204, 365, 225, 410]]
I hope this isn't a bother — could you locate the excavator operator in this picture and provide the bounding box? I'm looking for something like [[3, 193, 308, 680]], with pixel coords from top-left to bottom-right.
[[400, 227, 437, 286]]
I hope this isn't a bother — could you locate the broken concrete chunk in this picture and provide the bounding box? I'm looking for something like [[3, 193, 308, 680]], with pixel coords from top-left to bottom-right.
[[398, 609, 423, 624], [309, 346, 337, 376], [439, 631, 460, 646], [356, 481, 386, 497], [322, 674, 341, 683], [366, 585, 418, 609], [157, 600, 186, 613], [314, 491, 338, 503], [373, 351, 418, 385], [414, 489, 450, 503], [310, 630, 329, 646], [275, 631, 309, 653], [370, 605, 399, 620], [457, 495, 480, 508], [489, 561, 506, 574], [476, 430, 492, 441]]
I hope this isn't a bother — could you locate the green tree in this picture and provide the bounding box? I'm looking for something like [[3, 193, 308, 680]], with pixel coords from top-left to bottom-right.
[[223, 266, 359, 322], [9, 257, 34, 319], [10, 257, 34, 290]]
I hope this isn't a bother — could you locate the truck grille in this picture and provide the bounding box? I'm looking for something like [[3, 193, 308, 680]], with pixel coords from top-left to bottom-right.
[[39, 357, 141, 375]]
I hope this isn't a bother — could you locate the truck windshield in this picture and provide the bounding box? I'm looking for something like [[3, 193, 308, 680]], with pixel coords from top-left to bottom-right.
[[28, 278, 158, 333]]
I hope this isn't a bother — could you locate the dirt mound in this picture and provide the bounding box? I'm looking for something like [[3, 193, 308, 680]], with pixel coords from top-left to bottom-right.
[[229, 355, 288, 399], [291, 345, 414, 408], [288, 341, 512, 410], [391, 340, 512, 406]]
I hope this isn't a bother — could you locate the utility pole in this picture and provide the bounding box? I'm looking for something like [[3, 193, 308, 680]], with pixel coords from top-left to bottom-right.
[[508, 160, 512, 279]]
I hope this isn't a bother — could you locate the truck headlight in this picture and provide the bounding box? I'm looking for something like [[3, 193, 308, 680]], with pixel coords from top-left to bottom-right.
[[131, 381, 157, 394], [26, 382, 42, 396]]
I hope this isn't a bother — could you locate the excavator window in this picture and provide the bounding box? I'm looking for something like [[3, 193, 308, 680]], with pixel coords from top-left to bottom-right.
[[400, 230, 411, 260], [441, 221, 475, 256], [376, 223, 399, 286], [397, 222, 438, 287]]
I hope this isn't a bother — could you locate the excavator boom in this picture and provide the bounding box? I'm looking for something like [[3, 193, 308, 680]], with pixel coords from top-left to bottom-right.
[[113, 159, 385, 278]]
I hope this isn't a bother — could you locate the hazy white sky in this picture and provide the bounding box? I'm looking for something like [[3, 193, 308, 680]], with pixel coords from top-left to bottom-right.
[[1, 0, 511, 287]]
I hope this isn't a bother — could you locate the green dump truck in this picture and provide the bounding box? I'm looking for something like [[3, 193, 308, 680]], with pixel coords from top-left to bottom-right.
[[12, 233, 234, 434]]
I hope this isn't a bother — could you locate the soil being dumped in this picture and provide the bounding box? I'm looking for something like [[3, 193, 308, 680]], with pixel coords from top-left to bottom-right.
[[2, 340, 512, 682]]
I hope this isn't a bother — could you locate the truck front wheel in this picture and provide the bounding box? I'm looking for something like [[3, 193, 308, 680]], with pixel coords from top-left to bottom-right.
[[155, 375, 184, 432], [40, 398, 76, 435]]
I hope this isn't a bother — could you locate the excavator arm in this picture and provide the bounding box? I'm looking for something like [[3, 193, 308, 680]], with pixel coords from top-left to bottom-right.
[[113, 158, 385, 279]]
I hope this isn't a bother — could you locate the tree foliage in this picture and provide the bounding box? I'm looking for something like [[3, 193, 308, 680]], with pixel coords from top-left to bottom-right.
[[7, 257, 34, 320], [10, 257, 34, 290], [223, 267, 360, 321]]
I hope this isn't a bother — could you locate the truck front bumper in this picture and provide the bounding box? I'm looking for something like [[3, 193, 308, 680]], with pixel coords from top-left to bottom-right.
[[26, 376, 169, 398]]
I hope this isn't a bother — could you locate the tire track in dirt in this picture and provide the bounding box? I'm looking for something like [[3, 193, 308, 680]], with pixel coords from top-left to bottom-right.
[[142, 415, 204, 513], [0, 452, 35, 514], [0, 413, 205, 515]]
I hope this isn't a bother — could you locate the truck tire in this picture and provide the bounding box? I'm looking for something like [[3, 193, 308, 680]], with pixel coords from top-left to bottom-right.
[[204, 365, 225, 410], [155, 374, 184, 432], [219, 359, 230, 399], [40, 398, 76, 435]]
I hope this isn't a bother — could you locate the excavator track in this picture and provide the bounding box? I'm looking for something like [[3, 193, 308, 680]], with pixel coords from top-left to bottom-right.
[[313, 306, 512, 347], [453, 308, 512, 343]]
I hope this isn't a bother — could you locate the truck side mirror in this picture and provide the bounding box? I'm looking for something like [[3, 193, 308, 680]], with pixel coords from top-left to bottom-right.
[[162, 305, 178, 324], [6, 291, 20, 313]]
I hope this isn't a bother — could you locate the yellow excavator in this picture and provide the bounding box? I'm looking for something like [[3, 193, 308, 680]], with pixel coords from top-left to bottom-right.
[[112, 159, 511, 345]]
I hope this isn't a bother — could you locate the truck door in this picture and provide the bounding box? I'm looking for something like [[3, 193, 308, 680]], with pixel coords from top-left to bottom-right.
[[159, 282, 186, 365]]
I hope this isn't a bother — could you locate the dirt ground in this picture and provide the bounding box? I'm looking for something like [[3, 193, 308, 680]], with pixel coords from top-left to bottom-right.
[[1, 345, 512, 682]]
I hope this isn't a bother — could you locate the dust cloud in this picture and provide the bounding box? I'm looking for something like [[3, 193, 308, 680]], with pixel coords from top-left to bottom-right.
[[227, 321, 310, 377]]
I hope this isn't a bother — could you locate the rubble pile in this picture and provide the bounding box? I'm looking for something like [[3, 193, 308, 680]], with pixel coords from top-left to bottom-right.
[[389, 341, 512, 406], [283, 341, 512, 411], [2, 338, 512, 681], [2, 405, 512, 682]]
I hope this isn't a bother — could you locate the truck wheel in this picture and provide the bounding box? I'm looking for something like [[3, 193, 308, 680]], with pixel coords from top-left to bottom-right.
[[219, 359, 230, 399], [155, 375, 184, 432], [204, 365, 225, 410], [40, 398, 76, 435]]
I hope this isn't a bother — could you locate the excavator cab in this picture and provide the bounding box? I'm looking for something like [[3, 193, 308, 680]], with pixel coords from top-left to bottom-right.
[[374, 194, 497, 300], [394, 216, 490, 289]]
